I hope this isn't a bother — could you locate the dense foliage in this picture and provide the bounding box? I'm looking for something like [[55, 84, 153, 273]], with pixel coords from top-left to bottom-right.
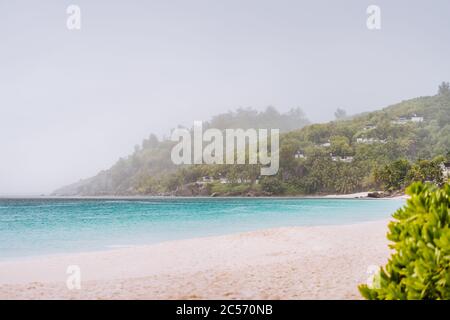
[[54, 86, 450, 196], [374, 157, 447, 191], [359, 182, 450, 299], [53, 107, 309, 195]]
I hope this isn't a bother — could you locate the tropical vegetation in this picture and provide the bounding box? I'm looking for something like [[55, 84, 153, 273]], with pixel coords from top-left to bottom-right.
[[54, 83, 450, 196], [359, 182, 450, 299]]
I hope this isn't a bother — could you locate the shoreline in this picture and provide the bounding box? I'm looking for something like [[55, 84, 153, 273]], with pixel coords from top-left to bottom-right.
[[0, 218, 389, 264], [0, 191, 408, 200], [0, 219, 392, 299]]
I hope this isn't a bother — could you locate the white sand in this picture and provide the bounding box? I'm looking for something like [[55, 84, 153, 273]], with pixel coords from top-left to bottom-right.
[[323, 191, 409, 199], [0, 220, 391, 299], [323, 192, 370, 198]]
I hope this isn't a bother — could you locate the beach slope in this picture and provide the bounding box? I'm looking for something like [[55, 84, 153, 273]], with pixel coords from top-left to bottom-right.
[[0, 220, 390, 299]]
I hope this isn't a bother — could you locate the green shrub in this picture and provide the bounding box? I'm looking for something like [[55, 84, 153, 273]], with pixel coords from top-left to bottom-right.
[[359, 182, 450, 300], [260, 177, 286, 195], [210, 182, 252, 195]]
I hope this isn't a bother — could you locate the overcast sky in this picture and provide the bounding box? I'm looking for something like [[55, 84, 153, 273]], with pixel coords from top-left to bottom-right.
[[1, 0, 449, 195]]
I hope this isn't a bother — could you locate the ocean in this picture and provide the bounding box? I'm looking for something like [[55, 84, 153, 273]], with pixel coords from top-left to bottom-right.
[[0, 197, 405, 260]]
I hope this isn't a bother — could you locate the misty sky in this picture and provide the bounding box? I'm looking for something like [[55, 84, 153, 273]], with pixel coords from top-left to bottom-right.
[[1, 0, 450, 194]]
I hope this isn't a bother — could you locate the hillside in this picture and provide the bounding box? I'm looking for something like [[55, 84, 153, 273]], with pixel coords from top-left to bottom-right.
[[54, 84, 450, 196], [53, 107, 309, 196]]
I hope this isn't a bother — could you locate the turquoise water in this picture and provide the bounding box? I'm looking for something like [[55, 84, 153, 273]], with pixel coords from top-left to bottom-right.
[[0, 198, 405, 260]]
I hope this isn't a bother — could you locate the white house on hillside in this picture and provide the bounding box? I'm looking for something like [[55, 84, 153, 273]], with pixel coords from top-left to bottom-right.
[[219, 177, 229, 184], [391, 117, 409, 125], [331, 154, 354, 163], [392, 114, 424, 125], [356, 137, 386, 144], [294, 151, 307, 159], [411, 114, 424, 123], [441, 162, 450, 179], [363, 125, 377, 131]]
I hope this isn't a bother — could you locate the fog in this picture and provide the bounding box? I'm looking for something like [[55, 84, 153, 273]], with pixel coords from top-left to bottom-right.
[[1, 0, 450, 194]]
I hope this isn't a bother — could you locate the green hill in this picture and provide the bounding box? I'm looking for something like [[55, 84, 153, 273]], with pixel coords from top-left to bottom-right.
[[53, 107, 309, 196], [53, 84, 450, 196]]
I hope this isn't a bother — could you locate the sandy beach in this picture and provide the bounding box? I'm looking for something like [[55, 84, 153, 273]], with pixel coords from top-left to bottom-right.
[[323, 192, 409, 199], [0, 219, 391, 300]]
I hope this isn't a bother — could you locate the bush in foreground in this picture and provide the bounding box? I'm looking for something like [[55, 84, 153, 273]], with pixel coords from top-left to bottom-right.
[[359, 182, 450, 299]]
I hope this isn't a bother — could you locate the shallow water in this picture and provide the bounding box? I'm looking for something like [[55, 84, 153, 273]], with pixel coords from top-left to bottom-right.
[[0, 198, 405, 259]]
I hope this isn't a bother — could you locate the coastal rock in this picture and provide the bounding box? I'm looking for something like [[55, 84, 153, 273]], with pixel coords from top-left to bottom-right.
[[367, 191, 391, 198]]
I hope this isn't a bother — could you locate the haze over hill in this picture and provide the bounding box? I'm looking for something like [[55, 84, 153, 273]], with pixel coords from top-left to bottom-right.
[[54, 84, 450, 196], [53, 107, 310, 195], [2, 1, 450, 194]]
